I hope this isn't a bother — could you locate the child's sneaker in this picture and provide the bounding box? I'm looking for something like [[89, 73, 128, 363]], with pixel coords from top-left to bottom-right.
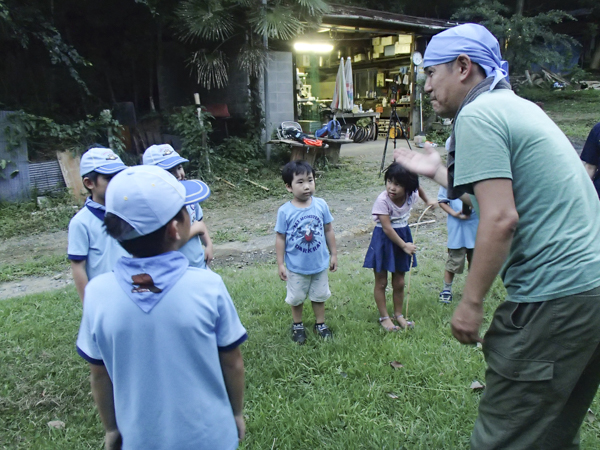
[[314, 323, 333, 340], [439, 290, 453, 304], [291, 323, 306, 344]]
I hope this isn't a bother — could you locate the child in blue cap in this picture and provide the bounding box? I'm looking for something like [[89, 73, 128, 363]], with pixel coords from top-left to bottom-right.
[[143, 144, 213, 268], [68, 147, 129, 302], [77, 165, 247, 449]]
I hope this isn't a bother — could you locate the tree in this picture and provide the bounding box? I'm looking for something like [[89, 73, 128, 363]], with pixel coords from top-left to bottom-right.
[[452, 0, 577, 74], [176, 0, 329, 90], [0, 0, 90, 93]]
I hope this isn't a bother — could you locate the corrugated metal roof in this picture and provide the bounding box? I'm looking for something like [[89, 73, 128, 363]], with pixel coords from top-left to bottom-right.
[[29, 160, 66, 194], [324, 5, 457, 34]]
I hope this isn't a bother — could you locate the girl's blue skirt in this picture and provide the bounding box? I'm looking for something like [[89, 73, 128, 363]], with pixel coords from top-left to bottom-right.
[[363, 226, 417, 273]]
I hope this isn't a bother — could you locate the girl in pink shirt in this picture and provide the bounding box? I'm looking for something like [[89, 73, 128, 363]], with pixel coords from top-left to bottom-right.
[[363, 162, 434, 331]]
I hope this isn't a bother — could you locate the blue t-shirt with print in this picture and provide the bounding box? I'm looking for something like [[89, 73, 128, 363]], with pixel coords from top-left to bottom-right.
[[275, 196, 333, 275], [67, 198, 130, 280], [179, 202, 206, 269]]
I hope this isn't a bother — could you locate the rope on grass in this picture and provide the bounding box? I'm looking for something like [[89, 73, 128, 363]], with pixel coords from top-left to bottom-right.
[[404, 205, 433, 320]]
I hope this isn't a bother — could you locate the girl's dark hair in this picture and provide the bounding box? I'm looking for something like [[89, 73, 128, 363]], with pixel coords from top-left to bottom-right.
[[281, 160, 315, 185], [384, 162, 419, 194], [104, 208, 186, 258]]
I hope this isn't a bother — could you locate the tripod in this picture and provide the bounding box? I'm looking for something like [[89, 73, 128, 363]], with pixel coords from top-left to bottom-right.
[[380, 101, 412, 175]]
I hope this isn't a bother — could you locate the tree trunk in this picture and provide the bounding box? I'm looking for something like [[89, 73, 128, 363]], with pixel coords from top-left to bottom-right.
[[592, 40, 600, 70], [515, 0, 524, 15]]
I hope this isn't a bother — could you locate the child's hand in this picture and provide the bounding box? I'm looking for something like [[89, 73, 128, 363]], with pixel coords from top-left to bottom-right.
[[105, 430, 122, 450], [204, 244, 214, 265], [457, 213, 469, 220], [426, 199, 437, 209], [234, 413, 246, 441], [329, 255, 338, 272], [278, 264, 287, 281], [402, 242, 417, 255]]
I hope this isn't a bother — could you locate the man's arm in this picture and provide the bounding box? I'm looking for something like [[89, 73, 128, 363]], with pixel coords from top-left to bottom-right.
[[89, 364, 121, 450], [71, 260, 88, 302], [275, 232, 287, 281], [584, 162, 597, 180], [451, 178, 518, 344], [394, 146, 472, 206], [219, 347, 245, 441], [324, 222, 338, 271]]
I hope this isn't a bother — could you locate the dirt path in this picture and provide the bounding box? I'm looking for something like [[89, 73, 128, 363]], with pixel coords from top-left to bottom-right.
[[0, 141, 447, 300]]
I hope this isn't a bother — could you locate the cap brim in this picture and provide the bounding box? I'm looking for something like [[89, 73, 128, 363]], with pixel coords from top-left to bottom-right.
[[156, 156, 189, 170], [94, 163, 128, 175], [181, 180, 210, 204]]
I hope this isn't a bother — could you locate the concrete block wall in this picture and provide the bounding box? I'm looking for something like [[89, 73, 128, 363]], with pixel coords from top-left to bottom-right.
[[266, 51, 294, 140]]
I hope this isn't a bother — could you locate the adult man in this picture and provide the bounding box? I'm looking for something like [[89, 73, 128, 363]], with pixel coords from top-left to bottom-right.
[[395, 24, 600, 449], [580, 121, 600, 198]]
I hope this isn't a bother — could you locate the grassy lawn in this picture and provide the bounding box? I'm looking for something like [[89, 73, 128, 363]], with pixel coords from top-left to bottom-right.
[[518, 88, 600, 140], [2, 248, 600, 449], [0, 255, 69, 283]]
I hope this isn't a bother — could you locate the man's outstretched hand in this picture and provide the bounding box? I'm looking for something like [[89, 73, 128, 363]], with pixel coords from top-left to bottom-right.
[[394, 144, 443, 179]]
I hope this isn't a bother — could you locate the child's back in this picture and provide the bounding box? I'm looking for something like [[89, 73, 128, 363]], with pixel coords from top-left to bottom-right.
[[77, 165, 246, 449], [79, 263, 245, 449]]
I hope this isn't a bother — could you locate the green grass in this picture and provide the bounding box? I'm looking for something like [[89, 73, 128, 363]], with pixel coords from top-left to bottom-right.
[[518, 88, 600, 140], [2, 248, 600, 449], [0, 255, 69, 282], [0, 197, 78, 240]]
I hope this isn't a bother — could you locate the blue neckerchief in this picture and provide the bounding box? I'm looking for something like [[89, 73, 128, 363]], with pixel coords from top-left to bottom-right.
[[85, 197, 106, 221], [114, 251, 189, 313]]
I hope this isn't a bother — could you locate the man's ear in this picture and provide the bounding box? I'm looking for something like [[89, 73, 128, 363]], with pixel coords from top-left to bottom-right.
[[82, 177, 95, 190], [456, 54, 483, 82]]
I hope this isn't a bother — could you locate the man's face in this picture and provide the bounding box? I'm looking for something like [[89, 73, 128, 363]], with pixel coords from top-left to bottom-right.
[[424, 61, 464, 118]]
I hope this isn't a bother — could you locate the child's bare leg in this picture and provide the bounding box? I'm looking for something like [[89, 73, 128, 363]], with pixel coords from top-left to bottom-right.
[[391, 272, 406, 316], [311, 301, 325, 323], [291, 304, 303, 323], [392, 272, 411, 328], [374, 270, 395, 329], [444, 270, 455, 284]]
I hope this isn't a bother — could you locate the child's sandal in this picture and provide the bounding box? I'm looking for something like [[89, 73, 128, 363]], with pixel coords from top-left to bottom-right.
[[378, 316, 400, 332], [394, 314, 415, 330]]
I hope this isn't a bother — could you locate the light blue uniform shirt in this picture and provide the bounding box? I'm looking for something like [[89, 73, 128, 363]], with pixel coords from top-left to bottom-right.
[[67, 198, 130, 280], [179, 202, 206, 268], [275, 196, 333, 275], [77, 252, 247, 450], [438, 186, 479, 249]]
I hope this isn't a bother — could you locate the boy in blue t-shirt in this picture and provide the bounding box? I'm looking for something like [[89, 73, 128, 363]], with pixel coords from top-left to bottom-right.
[[275, 160, 338, 344], [437, 186, 479, 303], [143, 144, 213, 268], [77, 165, 247, 449], [68, 147, 129, 302]]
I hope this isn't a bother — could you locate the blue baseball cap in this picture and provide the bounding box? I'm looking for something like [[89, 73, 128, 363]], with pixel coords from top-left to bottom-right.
[[143, 144, 189, 170], [80, 147, 127, 177], [105, 165, 211, 240]]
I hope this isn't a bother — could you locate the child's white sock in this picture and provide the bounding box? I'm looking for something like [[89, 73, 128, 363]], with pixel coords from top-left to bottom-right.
[[443, 281, 452, 292]]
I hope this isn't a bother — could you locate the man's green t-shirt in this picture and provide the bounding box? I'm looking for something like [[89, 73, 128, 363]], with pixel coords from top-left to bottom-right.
[[454, 89, 600, 302]]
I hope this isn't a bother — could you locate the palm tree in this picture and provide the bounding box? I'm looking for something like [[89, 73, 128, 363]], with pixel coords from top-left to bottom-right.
[[176, 0, 329, 90]]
